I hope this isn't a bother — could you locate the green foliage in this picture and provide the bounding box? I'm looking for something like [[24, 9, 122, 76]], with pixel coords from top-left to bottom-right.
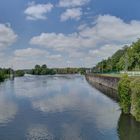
[[118, 75, 131, 114], [0, 68, 12, 82], [15, 70, 25, 77], [0, 71, 5, 82], [55, 68, 78, 74], [31, 64, 56, 75], [130, 79, 140, 121], [30, 65, 88, 75], [93, 46, 128, 73], [93, 39, 140, 72]]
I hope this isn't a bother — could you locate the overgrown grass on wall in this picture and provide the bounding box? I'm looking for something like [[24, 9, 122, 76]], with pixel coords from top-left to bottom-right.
[[118, 75, 131, 114], [118, 75, 140, 121], [130, 79, 140, 121]]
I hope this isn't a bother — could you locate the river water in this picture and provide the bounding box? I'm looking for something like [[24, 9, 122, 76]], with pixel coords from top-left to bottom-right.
[[0, 74, 140, 140]]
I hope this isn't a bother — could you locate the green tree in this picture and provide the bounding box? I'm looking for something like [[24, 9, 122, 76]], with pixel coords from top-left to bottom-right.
[[118, 75, 131, 114], [130, 79, 140, 121]]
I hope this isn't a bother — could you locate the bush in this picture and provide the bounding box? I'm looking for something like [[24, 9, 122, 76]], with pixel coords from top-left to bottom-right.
[[130, 78, 140, 121], [15, 70, 25, 77], [0, 71, 5, 82], [118, 75, 131, 114]]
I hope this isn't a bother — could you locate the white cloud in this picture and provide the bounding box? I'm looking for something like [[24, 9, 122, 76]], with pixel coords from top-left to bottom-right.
[[48, 54, 62, 60], [24, 2, 53, 20], [79, 15, 140, 43], [14, 48, 47, 57], [9, 48, 63, 69], [31, 14, 140, 52], [30, 32, 82, 51], [59, 0, 90, 7], [88, 44, 123, 64], [2, 15, 140, 68], [29, 14, 140, 67], [61, 8, 82, 21], [0, 24, 17, 50]]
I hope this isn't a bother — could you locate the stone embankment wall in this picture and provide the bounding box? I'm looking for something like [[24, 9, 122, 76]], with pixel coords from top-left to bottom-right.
[[86, 74, 120, 91]]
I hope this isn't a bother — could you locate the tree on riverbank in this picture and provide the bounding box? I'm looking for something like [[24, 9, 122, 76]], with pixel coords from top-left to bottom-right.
[[30, 64, 56, 75], [93, 39, 140, 73], [29, 65, 87, 75], [118, 75, 131, 114], [0, 68, 12, 82]]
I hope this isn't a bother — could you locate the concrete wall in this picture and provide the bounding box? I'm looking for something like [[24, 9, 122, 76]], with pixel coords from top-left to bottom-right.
[[86, 74, 120, 101], [86, 74, 120, 91]]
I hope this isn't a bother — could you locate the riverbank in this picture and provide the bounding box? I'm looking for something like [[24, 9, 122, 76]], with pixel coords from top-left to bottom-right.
[[86, 74, 140, 122], [85, 74, 120, 91]]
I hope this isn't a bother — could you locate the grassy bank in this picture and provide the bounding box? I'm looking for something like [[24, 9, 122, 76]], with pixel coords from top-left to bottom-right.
[[118, 75, 140, 121]]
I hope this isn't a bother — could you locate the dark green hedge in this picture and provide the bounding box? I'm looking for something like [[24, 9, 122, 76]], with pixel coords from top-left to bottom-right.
[[118, 75, 131, 114], [130, 79, 140, 121]]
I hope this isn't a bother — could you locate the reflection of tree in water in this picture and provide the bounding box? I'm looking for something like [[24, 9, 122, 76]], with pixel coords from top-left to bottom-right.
[[87, 80, 119, 101], [118, 113, 140, 140]]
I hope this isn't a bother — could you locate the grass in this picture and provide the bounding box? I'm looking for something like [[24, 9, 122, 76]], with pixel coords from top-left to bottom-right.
[[98, 73, 140, 78]]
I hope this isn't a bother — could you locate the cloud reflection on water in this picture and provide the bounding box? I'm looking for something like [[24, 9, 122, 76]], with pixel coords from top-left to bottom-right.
[[14, 75, 120, 131], [0, 91, 18, 125], [26, 124, 53, 140]]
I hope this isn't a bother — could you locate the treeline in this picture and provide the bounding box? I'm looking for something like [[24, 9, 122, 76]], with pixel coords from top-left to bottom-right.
[[0, 68, 11, 82], [93, 39, 140, 73], [54, 67, 86, 74], [15, 70, 25, 77], [0, 68, 25, 82], [30, 65, 56, 75], [29, 64, 87, 75]]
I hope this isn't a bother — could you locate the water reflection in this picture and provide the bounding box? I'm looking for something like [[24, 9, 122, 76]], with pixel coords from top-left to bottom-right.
[[87, 80, 119, 101], [0, 98, 17, 124], [26, 124, 53, 140], [0, 83, 18, 125], [0, 75, 139, 139], [13, 75, 120, 139], [118, 113, 140, 140]]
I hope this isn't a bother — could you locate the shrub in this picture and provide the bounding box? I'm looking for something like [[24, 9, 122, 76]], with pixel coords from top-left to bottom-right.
[[118, 75, 131, 114], [15, 70, 25, 77], [130, 78, 140, 121], [0, 71, 5, 82]]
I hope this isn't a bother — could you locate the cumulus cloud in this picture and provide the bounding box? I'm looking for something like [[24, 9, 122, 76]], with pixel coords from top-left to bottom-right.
[[0, 24, 17, 50], [14, 48, 47, 57], [30, 15, 140, 50], [30, 32, 82, 51], [24, 2, 53, 20], [2, 15, 140, 68], [59, 0, 90, 7], [61, 8, 82, 21], [10, 48, 63, 69], [29, 14, 140, 67]]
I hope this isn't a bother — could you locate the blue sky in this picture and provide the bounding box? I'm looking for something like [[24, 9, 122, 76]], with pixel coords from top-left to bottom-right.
[[0, 0, 140, 69]]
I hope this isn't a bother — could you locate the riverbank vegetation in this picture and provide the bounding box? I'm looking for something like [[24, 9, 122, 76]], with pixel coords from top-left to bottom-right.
[[30, 65, 56, 75], [118, 75, 140, 121], [118, 75, 131, 114], [130, 79, 140, 121], [15, 70, 25, 77], [0, 68, 25, 82], [92, 39, 140, 121], [0, 68, 11, 82], [29, 64, 87, 75], [93, 39, 140, 73]]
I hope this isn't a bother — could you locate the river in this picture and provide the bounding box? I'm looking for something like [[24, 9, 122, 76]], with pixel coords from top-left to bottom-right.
[[0, 74, 139, 140]]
